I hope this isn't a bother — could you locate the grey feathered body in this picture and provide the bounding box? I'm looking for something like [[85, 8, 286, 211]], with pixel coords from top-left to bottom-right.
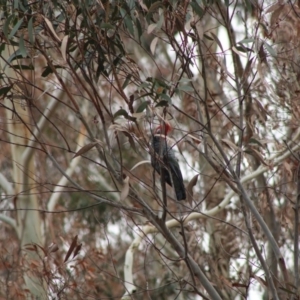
[[151, 135, 186, 201]]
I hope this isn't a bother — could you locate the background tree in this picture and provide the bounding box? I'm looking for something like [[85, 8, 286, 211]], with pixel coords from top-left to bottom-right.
[[0, 0, 299, 299]]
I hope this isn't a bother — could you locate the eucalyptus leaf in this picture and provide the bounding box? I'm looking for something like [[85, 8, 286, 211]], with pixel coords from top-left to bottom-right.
[[136, 101, 149, 113], [155, 100, 170, 107], [0, 85, 13, 96], [19, 35, 27, 58], [28, 17, 35, 44], [190, 1, 204, 18], [114, 108, 129, 119], [9, 17, 24, 40]]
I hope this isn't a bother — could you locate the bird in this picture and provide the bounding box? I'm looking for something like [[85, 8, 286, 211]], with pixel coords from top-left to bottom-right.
[[151, 123, 186, 201]]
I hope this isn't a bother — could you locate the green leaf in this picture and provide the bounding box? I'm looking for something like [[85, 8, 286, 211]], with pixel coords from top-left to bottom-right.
[[19, 35, 27, 58], [160, 94, 172, 102], [120, 8, 134, 36], [0, 43, 5, 56], [236, 44, 253, 53], [28, 17, 34, 44], [9, 17, 24, 40], [244, 0, 252, 14], [7, 50, 27, 65], [148, 2, 164, 13], [264, 42, 277, 57], [177, 85, 194, 92], [100, 23, 115, 30], [0, 85, 13, 96], [179, 77, 193, 83], [235, 46, 247, 53], [248, 138, 264, 148], [156, 14, 164, 31], [136, 101, 149, 113], [113, 108, 129, 119], [153, 77, 169, 89], [41, 65, 63, 77], [203, 33, 214, 41], [10, 64, 34, 70], [238, 38, 255, 44], [42, 66, 53, 77], [13, 0, 19, 10], [135, 19, 142, 41], [122, 74, 132, 89], [155, 100, 170, 107], [190, 1, 204, 18], [3, 15, 15, 40], [139, 82, 151, 90], [127, 0, 135, 12], [18, 0, 28, 12], [210, 32, 224, 52]]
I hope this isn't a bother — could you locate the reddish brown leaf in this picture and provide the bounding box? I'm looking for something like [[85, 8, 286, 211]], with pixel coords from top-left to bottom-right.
[[48, 242, 59, 253], [221, 139, 240, 151], [24, 245, 37, 252], [187, 174, 199, 203], [72, 244, 82, 259], [64, 235, 78, 263], [252, 274, 268, 288], [232, 282, 248, 288], [245, 147, 269, 166], [73, 142, 98, 159]]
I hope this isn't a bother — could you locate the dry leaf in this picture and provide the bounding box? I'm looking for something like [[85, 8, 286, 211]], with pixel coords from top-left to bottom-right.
[[42, 16, 61, 42], [61, 35, 69, 62], [120, 176, 130, 201], [221, 139, 240, 151], [150, 37, 158, 55], [245, 147, 269, 166], [73, 142, 99, 158], [283, 161, 293, 178], [253, 98, 269, 121], [232, 282, 248, 288], [109, 123, 130, 133], [72, 244, 82, 259], [130, 160, 151, 171], [64, 235, 78, 263], [187, 174, 199, 203], [48, 243, 59, 253], [147, 23, 157, 34], [252, 274, 268, 288], [232, 46, 247, 58], [187, 134, 202, 144], [265, 3, 282, 14]]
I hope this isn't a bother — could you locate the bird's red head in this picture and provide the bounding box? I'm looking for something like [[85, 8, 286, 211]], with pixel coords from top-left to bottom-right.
[[155, 122, 172, 135]]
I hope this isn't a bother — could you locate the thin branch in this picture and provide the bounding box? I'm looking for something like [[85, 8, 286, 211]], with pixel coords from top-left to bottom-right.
[[123, 211, 222, 300], [47, 129, 86, 211], [45, 151, 141, 212], [240, 197, 279, 300]]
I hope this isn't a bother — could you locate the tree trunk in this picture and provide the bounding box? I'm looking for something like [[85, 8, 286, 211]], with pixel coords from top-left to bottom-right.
[[2, 45, 46, 299]]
